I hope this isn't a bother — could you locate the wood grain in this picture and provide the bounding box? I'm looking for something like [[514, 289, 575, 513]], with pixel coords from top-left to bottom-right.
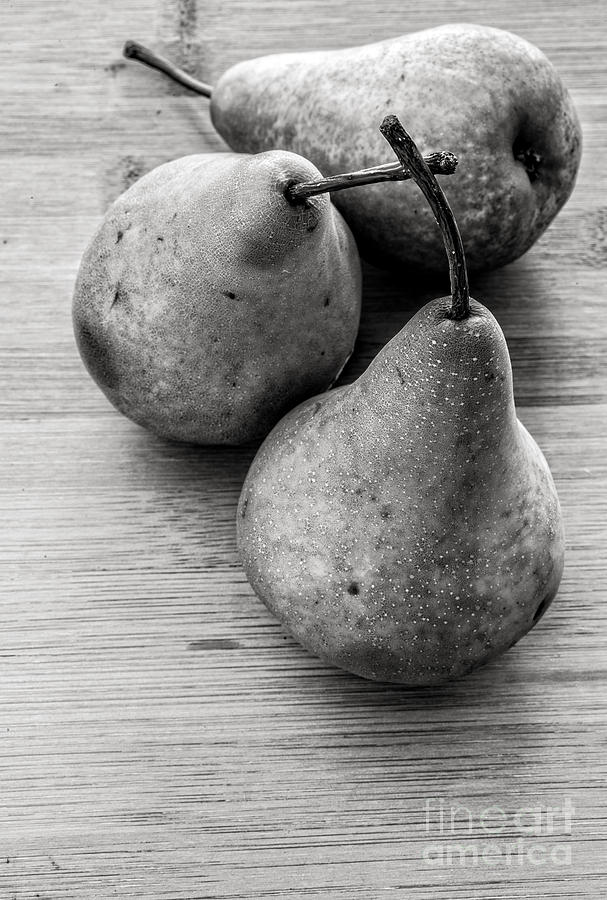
[[1, 1, 606, 897]]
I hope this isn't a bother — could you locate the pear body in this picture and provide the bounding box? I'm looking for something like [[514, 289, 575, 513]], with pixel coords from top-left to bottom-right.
[[73, 152, 361, 444], [212, 24, 581, 273], [237, 299, 564, 684]]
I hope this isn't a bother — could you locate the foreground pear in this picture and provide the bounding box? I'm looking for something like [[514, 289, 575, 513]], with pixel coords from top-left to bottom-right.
[[72, 151, 363, 444], [125, 24, 581, 273], [237, 117, 565, 684]]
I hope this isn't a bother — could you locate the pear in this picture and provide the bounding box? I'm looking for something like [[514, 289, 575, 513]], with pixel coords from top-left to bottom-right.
[[237, 117, 564, 685], [72, 150, 363, 445], [125, 24, 581, 273]]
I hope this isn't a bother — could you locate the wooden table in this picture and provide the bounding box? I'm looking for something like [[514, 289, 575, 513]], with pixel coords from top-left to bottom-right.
[[2, 1, 606, 897]]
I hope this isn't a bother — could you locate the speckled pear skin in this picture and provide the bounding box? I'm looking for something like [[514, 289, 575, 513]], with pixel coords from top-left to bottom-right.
[[211, 24, 581, 273], [72, 152, 361, 445], [237, 298, 564, 684]]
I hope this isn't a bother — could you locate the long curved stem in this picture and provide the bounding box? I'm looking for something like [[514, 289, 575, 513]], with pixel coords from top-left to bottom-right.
[[380, 115, 470, 320], [287, 152, 457, 202], [123, 41, 213, 98]]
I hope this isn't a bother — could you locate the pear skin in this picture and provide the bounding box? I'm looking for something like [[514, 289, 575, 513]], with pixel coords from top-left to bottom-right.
[[211, 24, 581, 272], [73, 152, 361, 444], [237, 298, 564, 684]]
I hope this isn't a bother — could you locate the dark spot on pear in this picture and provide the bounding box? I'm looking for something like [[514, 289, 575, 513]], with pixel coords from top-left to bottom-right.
[[394, 364, 406, 384], [381, 505, 391, 519], [347, 582, 360, 596], [240, 497, 248, 518], [157, 236, 164, 242], [116, 230, 123, 243], [110, 284, 126, 309], [324, 296, 330, 307], [320, 350, 325, 356], [223, 290, 237, 300], [307, 221, 318, 232], [484, 371, 496, 382]]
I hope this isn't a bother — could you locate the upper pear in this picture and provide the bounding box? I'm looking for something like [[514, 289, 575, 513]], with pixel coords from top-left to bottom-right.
[[211, 24, 581, 272]]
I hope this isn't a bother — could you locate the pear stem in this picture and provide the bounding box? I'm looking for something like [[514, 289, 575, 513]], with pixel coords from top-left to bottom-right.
[[380, 115, 470, 320], [287, 152, 457, 202], [123, 40, 213, 98]]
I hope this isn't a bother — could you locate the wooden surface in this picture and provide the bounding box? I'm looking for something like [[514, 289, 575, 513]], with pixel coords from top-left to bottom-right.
[[1, 1, 606, 897]]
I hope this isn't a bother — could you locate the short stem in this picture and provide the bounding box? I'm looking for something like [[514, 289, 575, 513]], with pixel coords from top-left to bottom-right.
[[380, 114, 470, 320], [123, 40, 213, 98], [287, 152, 457, 202]]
